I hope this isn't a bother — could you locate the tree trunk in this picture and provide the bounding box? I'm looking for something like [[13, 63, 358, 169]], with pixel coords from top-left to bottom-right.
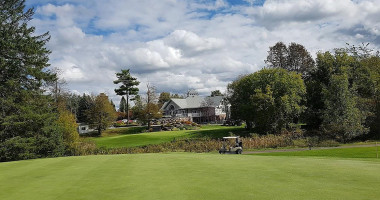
[[97, 125, 101, 136], [246, 121, 253, 130], [126, 94, 129, 124]]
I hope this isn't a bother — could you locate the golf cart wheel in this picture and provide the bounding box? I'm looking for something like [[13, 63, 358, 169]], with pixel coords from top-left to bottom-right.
[[236, 149, 242, 154]]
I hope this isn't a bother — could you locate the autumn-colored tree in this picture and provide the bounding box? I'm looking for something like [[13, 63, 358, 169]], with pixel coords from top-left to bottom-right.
[[57, 103, 79, 151], [86, 93, 116, 136]]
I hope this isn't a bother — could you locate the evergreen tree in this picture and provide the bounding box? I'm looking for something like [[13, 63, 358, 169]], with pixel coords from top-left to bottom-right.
[[114, 69, 139, 124], [77, 94, 93, 123], [0, 0, 65, 161], [119, 96, 127, 113]]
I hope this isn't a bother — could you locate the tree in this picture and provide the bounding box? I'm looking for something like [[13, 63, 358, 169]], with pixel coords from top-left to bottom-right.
[[77, 94, 93, 123], [133, 85, 162, 130], [144, 84, 162, 130], [131, 95, 144, 120], [110, 100, 116, 111], [265, 42, 288, 69], [114, 69, 139, 124], [86, 93, 116, 136], [201, 97, 215, 122], [119, 96, 127, 113], [321, 72, 367, 142], [158, 92, 171, 107], [228, 68, 306, 133], [305, 47, 379, 139], [57, 103, 79, 152], [266, 42, 315, 78], [0, 0, 65, 161], [171, 93, 183, 99], [210, 90, 223, 97]]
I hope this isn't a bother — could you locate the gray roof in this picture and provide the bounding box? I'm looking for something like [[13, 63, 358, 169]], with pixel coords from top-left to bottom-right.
[[163, 95, 224, 110]]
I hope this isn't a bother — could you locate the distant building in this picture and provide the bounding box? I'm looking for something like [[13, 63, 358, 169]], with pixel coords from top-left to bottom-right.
[[77, 123, 95, 135], [161, 89, 230, 123]]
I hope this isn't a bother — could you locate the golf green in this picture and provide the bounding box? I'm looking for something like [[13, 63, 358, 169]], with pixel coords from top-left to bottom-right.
[[1, 153, 379, 200]]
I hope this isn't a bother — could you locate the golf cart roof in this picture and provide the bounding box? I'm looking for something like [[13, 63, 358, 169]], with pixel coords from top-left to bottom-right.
[[223, 136, 239, 139]]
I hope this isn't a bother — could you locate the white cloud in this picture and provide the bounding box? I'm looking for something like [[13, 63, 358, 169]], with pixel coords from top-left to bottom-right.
[[27, 0, 380, 102]]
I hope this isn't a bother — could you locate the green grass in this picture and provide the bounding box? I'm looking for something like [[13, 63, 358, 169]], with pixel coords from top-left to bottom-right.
[[93, 125, 245, 148], [102, 126, 147, 136], [252, 146, 380, 159], [1, 153, 379, 200]]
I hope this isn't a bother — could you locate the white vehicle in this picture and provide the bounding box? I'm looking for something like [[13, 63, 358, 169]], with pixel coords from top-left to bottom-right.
[[219, 136, 243, 154]]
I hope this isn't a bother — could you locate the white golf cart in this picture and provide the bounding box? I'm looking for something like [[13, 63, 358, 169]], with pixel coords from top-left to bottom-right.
[[219, 136, 243, 154]]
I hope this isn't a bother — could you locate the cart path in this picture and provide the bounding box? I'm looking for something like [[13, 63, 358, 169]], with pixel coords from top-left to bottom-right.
[[243, 144, 378, 154]]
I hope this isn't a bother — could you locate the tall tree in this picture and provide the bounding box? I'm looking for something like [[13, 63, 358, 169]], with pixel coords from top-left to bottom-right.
[[134, 83, 162, 130], [119, 96, 127, 113], [86, 93, 116, 136], [114, 69, 139, 124], [228, 68, 306, 133], [210, 90, 223, 97], [266, 42, 315, 78], [0, 0, 65, 161], [321, 72, 367, 142], [305, 50, 373, 140], [265, 42, 288, 69], [77, 94, 93, 123], [158, 92, 170, 107]]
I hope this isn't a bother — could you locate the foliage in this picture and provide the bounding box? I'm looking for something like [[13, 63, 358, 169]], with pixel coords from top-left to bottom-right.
[[158, 92, 171, 107], [321, 72, 367, 142], [227, 68, 306, 133], [134, 84, 162, 128], [77, 94, 94, 123], [57, 103, 79, 151], [113, 69, 139, 123], [210, 90, 223, 97], [266, 42, 315, 78], [119, 96, 127, 113], [86, 93, 117, 136], [304, 49, 378, 140], [0, 0, 65, 161]]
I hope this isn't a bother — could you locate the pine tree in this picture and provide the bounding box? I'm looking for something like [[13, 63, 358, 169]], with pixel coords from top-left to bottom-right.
[[119, 96, 127, 113], [0, 0, 65, 161], [114, 69, 139, 124]]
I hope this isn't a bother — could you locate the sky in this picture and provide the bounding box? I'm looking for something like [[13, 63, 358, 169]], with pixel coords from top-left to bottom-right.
[[25, 0, 380, 104]]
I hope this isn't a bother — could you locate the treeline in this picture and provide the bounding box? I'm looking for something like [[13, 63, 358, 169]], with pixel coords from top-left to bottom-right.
[[228, 42, 380, 142], [0, 1, 77, 161]]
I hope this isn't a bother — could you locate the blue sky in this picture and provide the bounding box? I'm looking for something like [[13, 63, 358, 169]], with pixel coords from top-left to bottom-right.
[[25, 0, 380, 104]]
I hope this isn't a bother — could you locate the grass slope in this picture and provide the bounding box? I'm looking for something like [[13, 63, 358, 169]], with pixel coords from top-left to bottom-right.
[[93, 125, 245, 148], [1, 153, 379, 200], [252, 146, 380, 159]]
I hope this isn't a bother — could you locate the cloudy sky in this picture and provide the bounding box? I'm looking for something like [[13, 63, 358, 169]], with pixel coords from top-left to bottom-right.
[[26, 0, 380, 103]]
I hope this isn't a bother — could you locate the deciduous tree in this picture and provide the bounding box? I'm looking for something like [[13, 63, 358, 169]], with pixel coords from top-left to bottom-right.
[[228, 68, 306, 133], [86, 93, 116, 136]]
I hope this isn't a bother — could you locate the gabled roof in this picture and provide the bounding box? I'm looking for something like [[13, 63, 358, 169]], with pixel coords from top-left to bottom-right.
[[162, 95, 224, 110]]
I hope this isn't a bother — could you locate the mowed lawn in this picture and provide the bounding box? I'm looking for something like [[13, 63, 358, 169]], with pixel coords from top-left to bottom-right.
[[1, 153, 380, 200], [93, 125, 245, 148], [253, 146, 380, 159]]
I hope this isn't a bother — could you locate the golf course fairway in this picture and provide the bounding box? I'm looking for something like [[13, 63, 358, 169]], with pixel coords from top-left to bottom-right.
[[1, 153, 379, 200]]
